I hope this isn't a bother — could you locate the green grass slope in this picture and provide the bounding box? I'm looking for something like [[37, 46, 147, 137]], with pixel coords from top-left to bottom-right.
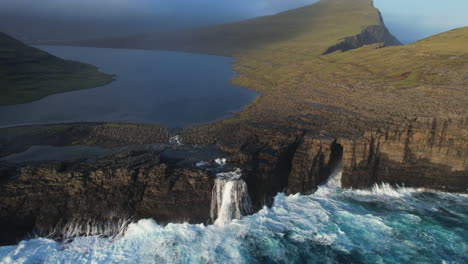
[[0, 32, 114, 105], [61, 0, 393, 57], [52, 0, 467, 130]]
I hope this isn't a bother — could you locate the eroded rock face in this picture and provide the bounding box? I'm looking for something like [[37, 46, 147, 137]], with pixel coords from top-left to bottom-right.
[[287, 135, 343, 195], [323, 11, 401, 55], [341, 118, 468, 192], [0, 118, 466, 246], [0, 150, 214, 245]]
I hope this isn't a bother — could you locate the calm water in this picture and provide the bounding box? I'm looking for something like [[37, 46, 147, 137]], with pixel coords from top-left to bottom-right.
[[0, 46, 258, 128]]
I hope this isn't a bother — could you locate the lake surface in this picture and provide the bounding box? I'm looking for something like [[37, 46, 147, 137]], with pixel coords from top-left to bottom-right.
[[0, 46, 258, 128]]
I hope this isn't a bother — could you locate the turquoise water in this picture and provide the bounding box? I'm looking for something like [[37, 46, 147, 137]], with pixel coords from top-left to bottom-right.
[[0, 183, 466, 264]]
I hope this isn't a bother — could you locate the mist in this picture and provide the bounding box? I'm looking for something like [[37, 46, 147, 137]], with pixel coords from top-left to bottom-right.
[[0, 0, 316, 42]]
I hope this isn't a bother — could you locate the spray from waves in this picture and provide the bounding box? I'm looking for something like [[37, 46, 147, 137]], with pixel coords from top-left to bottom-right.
[[2, 182, 466, 264], [1, 164, 466, 263], [45, 218, 131, 241], [314, 168, 343, 196], [352, 183, 429, 198], [210, 168, 252, 225]]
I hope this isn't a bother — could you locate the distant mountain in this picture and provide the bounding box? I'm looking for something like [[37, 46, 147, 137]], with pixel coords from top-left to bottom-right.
[[52, 0, 400, 56], [0, 32, 113, 105]]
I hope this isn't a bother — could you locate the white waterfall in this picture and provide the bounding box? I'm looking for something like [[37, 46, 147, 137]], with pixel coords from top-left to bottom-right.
[[169, 135, 182, 145], [210, 169, 252, 226]]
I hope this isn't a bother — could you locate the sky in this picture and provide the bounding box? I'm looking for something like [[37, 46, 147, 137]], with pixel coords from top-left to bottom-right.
[[374, 0, 468, 43], [0, 0, 467, 43]]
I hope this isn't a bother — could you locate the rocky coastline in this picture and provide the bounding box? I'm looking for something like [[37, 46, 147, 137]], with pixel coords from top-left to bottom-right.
[[1, 0, 467, 246], [0, 116, 466, 245]]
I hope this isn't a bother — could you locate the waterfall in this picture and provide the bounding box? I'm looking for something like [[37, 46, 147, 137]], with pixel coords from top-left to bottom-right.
[[210, 169, 252, 225], [169, 135, 182, 145]]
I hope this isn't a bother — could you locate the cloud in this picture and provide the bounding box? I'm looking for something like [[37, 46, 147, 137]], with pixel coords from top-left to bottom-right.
[[0, 0, 316, 41], [0, 0, 315, 19]]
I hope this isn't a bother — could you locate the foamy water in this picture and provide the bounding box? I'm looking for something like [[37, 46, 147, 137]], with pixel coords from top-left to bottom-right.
[[1, 178, 467, 263]]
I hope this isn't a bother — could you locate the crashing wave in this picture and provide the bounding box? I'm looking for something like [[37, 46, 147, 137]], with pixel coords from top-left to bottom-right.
[[2, 183, 467, 263], [314, 169, 343, 196], [353, 183, 428, 198]]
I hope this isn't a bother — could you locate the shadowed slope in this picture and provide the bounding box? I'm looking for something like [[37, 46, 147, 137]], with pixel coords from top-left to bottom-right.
[[0, 33, 114, 105]]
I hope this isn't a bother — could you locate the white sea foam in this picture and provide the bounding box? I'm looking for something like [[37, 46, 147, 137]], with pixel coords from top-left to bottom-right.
[[1, 174, 466, 263], [353, 183, 428, 198], [314, 169, 343, 197]]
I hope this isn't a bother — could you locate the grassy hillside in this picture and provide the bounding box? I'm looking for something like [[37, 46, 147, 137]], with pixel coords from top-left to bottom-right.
[[61, 0, 388, 56], [51, 0, 467, 133], [0, 32, 114, 105]]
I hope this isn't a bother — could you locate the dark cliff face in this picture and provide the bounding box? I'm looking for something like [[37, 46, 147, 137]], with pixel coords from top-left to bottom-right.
[[0, 150, 214, 245], [323, 11, 401, 55], [210, 117, 467, 204], [287, 136, 343, 195], [341, 118, 468, 192], [0, 118, 466, 245]]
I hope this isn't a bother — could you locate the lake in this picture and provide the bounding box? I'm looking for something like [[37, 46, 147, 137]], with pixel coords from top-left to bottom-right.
[[0, 46, 258, 127]]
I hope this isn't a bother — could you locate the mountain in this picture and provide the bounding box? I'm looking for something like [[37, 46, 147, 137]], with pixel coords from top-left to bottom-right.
[[0, 0, 466, 244], [53, 0, 467, 193], [0, 32, 113, 105], [53, 0, 400, 56]]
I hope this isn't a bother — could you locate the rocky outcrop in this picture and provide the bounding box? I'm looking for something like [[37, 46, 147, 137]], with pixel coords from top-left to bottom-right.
[[0, 150, 214, 245], [323, 11, 401, 55]]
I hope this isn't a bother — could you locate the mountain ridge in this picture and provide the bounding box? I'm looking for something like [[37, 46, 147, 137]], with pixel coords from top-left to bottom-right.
[[49, 0, 399, 56]]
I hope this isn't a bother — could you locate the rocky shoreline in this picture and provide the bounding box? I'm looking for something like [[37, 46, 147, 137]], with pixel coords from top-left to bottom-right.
[[1, 0, 467, 246], [1, 116, 466, 245]]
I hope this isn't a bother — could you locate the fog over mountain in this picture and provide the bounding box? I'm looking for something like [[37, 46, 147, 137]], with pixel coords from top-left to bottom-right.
[[1, 0, 467, 43], [0, 0, 315, 42]]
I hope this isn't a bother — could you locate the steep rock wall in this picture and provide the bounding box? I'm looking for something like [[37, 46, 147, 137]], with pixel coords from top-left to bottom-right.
[[0, 118, 466, 246], [323, 11, 401, 55], [0, 150, 213, 245], [341, 118, 468, 192]]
